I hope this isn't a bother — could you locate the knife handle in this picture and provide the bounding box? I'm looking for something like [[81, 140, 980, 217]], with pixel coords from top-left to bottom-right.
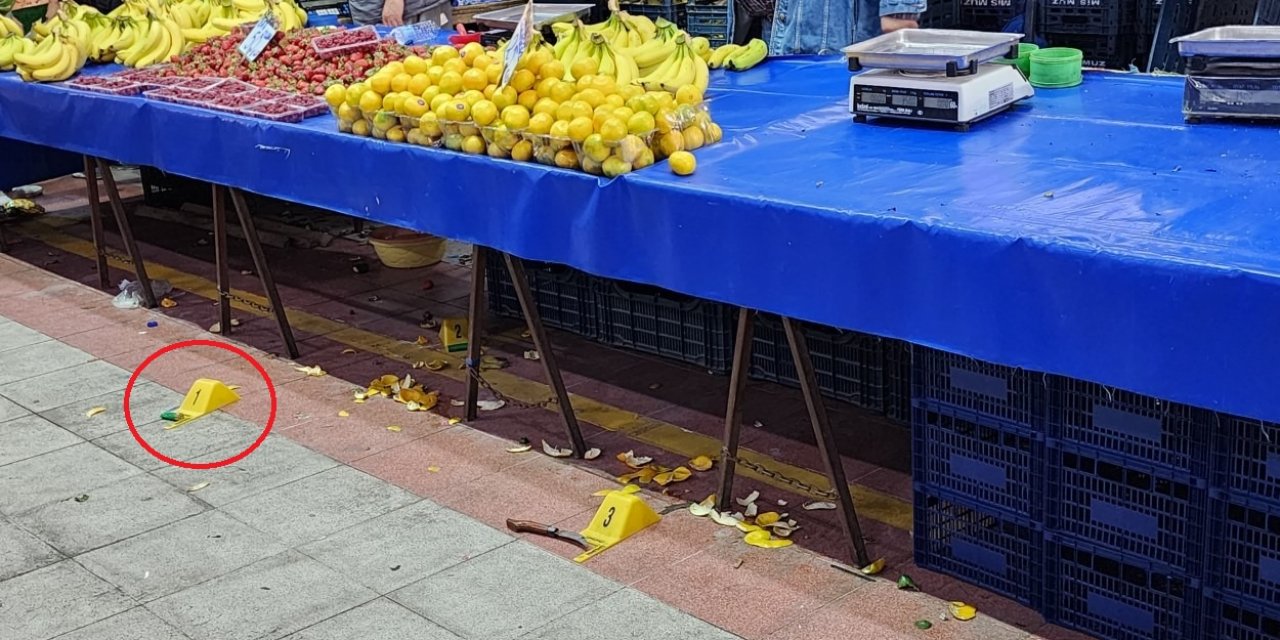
[[506, 519, 556, 536]]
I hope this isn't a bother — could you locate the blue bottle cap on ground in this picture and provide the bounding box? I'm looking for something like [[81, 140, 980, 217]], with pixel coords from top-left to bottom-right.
[[147, 320, 158, 328]]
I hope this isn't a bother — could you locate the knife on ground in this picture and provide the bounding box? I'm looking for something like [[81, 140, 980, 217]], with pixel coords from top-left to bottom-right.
[[506, 519, 590, 550]]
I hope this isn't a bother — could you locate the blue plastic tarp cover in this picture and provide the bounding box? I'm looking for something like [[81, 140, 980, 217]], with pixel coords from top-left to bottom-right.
[[2, 59, 1279, 423]]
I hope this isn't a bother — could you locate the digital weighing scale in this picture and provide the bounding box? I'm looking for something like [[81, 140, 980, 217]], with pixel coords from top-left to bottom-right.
[[842, 29, 1034, 130], [1171, 26, 1280, 124]]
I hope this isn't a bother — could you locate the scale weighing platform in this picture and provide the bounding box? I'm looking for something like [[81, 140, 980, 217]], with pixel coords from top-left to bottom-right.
[[842, 30, 1034, 130], [1171, 26, 1280, 124]]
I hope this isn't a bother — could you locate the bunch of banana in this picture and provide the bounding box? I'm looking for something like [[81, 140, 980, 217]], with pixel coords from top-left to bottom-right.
[[269, 0, 308, 32], [689, 35, 710, 62], [116, 13, 184, 67], [0, 34, 34, 70], [168, 0, 212, 30], [616, 17, 679, 71], [637, 33, 707, 94], [717, 38, 766, 71], [581, 9, 644, 49], [14, 33, 86, 82], [586, 32, 640, 85], [0, 13, 24, 37]]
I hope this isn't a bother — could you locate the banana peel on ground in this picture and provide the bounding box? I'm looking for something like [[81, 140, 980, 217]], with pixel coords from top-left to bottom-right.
[[1, 198, 45, 219]]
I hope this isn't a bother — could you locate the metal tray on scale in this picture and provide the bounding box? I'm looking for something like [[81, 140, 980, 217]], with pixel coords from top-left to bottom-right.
[[1171, 27, 1280, 59], [842, 29, 1022, 74]]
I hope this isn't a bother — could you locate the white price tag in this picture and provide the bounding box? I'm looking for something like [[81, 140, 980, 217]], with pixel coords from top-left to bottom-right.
[[238, 15, 279, 63], [499, 0, 535, 88]]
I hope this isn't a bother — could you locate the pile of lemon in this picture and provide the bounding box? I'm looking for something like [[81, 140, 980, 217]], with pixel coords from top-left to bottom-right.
[[323, 41, 718, 176]]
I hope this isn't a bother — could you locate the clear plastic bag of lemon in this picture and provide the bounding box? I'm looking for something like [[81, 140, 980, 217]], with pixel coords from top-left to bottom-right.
[[326, 8, 732, 177]]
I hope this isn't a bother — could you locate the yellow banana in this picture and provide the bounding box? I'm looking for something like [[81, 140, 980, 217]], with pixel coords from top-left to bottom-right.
[[0, 13, 24, 37], [121, 17, 159, 66], [726, 38, 767, 71], [0, 36, 22, 70], [692, 51, 708, 92], [163, 16, 184, 58], [708, 43, 739, 69], [135, 17, 170, 67], [29, 40, 76, 81], [13, 35, 62, 67], [233, 0, 267, 14]]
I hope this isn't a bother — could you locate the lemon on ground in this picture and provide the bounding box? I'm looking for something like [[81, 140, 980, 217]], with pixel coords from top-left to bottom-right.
[[567, 116, 594, 142], [471, 100, 498, 126], [351, 119, 371, 137], [528, 112, 554, 135], [462, 134, 485, 154], [511, 139, 533, 162], [668, 150, 696, 176], [403, 54, 428, 76], [501, 104, 531, 130], [325, 83, 346, 108]]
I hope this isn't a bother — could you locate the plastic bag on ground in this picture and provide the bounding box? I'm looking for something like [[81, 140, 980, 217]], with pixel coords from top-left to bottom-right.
[[112, 279, 173, 309]]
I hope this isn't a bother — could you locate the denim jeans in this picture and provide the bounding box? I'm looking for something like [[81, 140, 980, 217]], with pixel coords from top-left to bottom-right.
[[768, 0, 927, 55]]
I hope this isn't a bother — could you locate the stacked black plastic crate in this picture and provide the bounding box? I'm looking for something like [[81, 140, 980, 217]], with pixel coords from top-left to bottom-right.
[[957, 0, 1030, 31], [1041, 378, 1211, 640], [911, 348, 1047, 607], [1204, 416, 1280, 640], [1040, 0, 1141, 69]]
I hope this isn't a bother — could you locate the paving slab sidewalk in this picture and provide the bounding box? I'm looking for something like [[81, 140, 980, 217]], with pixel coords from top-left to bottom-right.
[[0, 255, 1040, 640]]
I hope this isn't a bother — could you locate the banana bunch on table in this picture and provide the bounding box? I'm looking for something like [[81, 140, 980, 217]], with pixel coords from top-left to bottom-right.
[[636, 32, 707, 94], [181, 0, 307, 44], [709, 38, 768, 71], [13, 31, 87, 82]]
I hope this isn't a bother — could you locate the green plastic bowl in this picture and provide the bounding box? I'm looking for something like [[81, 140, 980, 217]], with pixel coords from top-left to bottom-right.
[[993, 43, 1039, 70], [1030, 47, 1083, 88]]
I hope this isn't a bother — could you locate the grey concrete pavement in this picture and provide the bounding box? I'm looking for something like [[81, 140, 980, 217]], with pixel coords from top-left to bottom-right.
[[0, 315, 743, 640]]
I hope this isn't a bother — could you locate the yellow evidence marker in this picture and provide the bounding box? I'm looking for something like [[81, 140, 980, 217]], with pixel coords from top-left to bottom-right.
[[574, 485, 661, 563], [160, 379, 240, 429], [440, 317, 469, 353]]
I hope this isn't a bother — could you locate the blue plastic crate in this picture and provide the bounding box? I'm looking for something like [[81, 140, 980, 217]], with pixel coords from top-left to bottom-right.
[[884, 340, 912, 424], [483, 249, 599, 339], [621, 1, 687, 28], [913, 347, 1045, 429], [913, 403, 1044, 519], [958, 0, 1028, 31], [685, 2, 730, 40], [1048, 375, 1214, 477], [1045, 535, 1201, 640], [1040, 0, 1133, 35], [1214, 415, 1280, 505], [914, 487, 1044, 606], [595, 280, 735, 374], [1046, 440, 1207, 573], [1207, 494, 1280, 606], [749, 316, 887, 413], [1204, 590, 1280, 640]]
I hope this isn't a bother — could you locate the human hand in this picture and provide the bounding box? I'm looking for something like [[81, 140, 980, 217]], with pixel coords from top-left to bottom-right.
[[382, 0, 405, 26], [45, 0, 61, 19], [880, 15, 918, 34]]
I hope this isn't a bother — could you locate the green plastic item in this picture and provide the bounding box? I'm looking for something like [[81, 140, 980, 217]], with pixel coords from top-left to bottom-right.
[[161, 410, 180, 422], [1030, 47, 1083, 89], [993, 43, 1039, 78]]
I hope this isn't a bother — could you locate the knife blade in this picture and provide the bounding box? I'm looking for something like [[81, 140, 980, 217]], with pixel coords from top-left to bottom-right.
[[506, 519, 590, 549]]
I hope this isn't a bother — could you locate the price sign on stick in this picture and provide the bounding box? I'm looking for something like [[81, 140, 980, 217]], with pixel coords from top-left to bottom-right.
[[499, 0, 536, 88], [238, 14, 279, 63]]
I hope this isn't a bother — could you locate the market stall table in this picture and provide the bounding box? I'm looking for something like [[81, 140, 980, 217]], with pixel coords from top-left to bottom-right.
[[5, 57, 1280, 564]]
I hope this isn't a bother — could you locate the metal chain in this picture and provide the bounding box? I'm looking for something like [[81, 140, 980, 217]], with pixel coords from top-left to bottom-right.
[[722, 449, 837, 500], [465, 363, 559, 410], [224, 292, 273, 315], [101, 248, 133, 264]]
